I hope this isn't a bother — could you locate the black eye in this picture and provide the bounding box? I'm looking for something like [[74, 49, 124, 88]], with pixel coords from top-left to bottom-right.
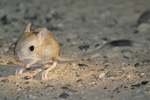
[[29, 46, 34, 51]]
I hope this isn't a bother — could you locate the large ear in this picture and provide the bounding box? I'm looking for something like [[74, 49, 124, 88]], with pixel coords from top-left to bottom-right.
[[25, 23, 32, 32], [37, 27, 48, 44]]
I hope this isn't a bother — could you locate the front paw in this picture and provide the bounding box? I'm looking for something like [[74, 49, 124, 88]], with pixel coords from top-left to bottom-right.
[[15, 67, 25, 75]]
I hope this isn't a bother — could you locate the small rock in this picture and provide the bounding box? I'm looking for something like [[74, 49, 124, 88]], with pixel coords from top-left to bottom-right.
[[124, 86, 128, 88], [12, 38, 18, 42], [35, 68, 42, 72], [7, 61, 14, 65], [141, 81, 148, 85], [28, 94, 36, 99], [105, 71, 116, 77], [95, 44, 101, 49], [131, 81, 148, 89], [46, 84, 54, 88], [1, 15, 11, 25], [140, 73, 145, 76], [134, 63, 140, 67], [59, 93, 69, 99], [24, 76, 31, 80], [99, 73, 106, 79], [68, 89, 77, 94], [113, 87, 119, 92], [26, 68, 31, 70], [1, 79, 9, 83], [14, 82, 19, 85], [138, 23, 150, 32], [78, 63, 88, 67], [25, 86, 31, 91], [76, 79, 83, 83], [24, 81, 29, 84], [121, 50, 132, 58], [45, 17, 52, 23], [127, 74, 131, 79], [78, 45, 90, 51], [131, 84, 141, 88], [104, 87, 107, 89], [62, 86, 69, 90]]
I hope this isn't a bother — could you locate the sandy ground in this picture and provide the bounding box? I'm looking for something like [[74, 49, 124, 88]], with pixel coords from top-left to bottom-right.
[[0, 0, 150, 100]]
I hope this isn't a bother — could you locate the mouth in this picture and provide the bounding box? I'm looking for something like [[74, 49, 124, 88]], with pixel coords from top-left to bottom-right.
[[14, 54, 24, 61], [14, 57, 23, 63]]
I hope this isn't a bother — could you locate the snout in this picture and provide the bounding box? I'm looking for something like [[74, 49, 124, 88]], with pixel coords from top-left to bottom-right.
[[15, 54, 23, 61], [15, 55, 20, 60]]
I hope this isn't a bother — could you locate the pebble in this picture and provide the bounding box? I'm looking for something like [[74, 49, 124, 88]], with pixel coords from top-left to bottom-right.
[[35, 68, 42, 72], [24, 76, 31, 80], [76, 79, 83, 83], [46, 84, 54, 88], [121, 49, 132, 58], [131, 81, 148, 88], [61, 86, 77, 94], [95, 44, 101, 49], [78, 63, 88, 67], [14, 82, 19, 85], [71, 41, 77, 45], [12, 38, 18, 42], [1, 79, 9, 83], [113, 86, 119, 92], [25, 86, 31, 91], [45, 17, 51, 23], [78, 45, 90, 51], [134, 63, 140, 67], [24, 81, 29, 84], [99, 73, 106, 79], [138, 23, 150, 32], [140, 73, 145, 76], [127, 74, 131, 79], [59, 93, 69, 99], [131, 84, 141, 88], [141, 81, 148, 85], [62, 86, 69, 90], [1, 15, 11, 25], [7, 61, 14, 65], [28, 94, 36, 99]]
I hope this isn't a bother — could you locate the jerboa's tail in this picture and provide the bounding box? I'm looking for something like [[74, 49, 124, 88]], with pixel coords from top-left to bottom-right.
[[57, 40, 147, 62]]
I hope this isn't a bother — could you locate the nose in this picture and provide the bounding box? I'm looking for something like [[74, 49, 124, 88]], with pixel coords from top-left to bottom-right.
[[15, 55, 20, 60], [15, 54, 23, 61]]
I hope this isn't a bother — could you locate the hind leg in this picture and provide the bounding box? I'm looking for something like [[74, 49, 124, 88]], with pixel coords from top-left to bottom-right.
[[41, 61, 58, 80]]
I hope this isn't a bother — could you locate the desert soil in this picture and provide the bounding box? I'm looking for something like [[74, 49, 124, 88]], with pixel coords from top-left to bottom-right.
[[0, 0, 150, 100]]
